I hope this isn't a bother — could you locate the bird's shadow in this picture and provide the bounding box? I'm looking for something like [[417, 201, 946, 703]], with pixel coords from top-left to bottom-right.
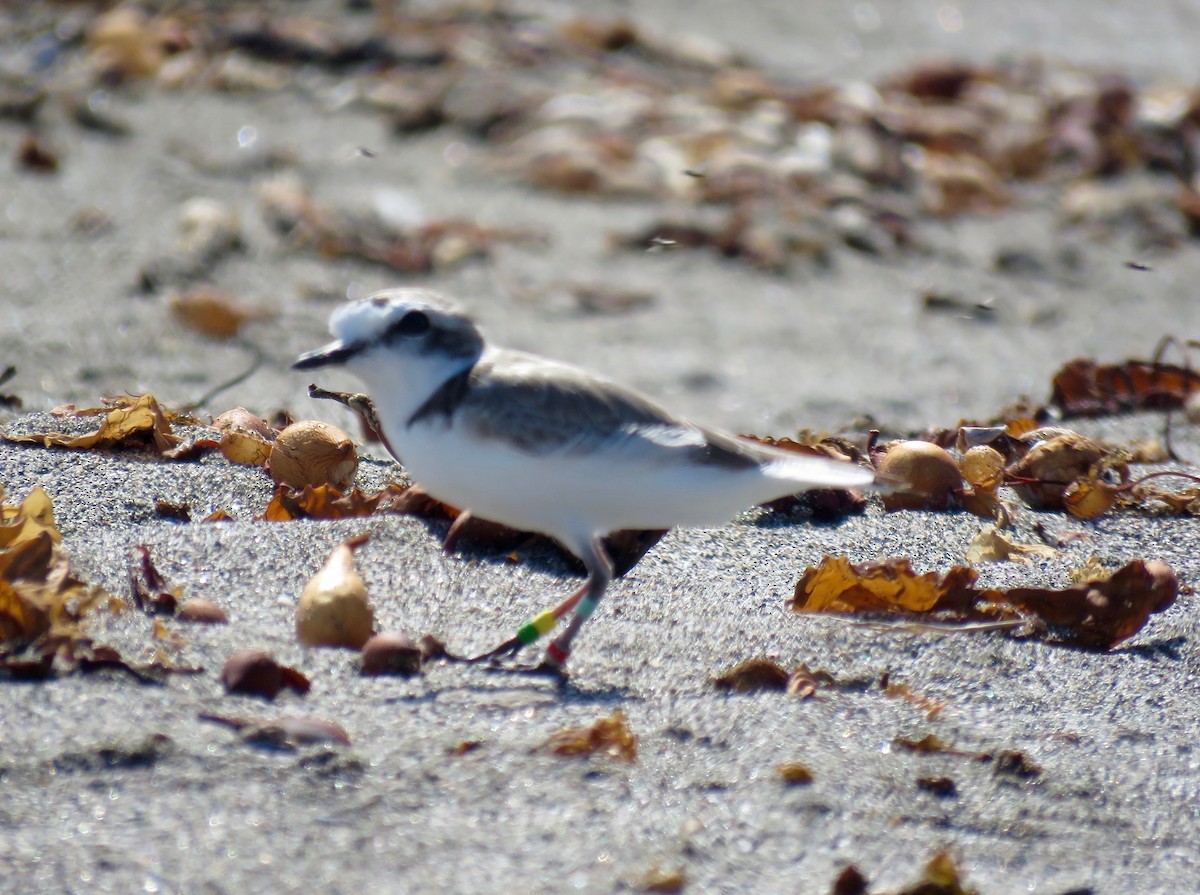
[[748, 499, 869, 530], [413, 516, 667, 580], [380, 662, 634, 704]]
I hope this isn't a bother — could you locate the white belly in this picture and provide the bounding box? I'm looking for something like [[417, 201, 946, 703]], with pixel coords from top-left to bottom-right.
[[392, 422, 781, 545]]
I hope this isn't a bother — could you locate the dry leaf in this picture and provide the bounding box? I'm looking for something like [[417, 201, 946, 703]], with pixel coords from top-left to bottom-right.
[[170, 287, 271, 338], [793, 556, 957, 614], [633, 864, 687, 894], [1052, 352, 1200, 417], [542, 710, 636, 762], [893, 734, 990, 761], [895, 851, 981, 895], [964, 525, 1060, 564], [5, 394, 184, 455], [777, 762, 814, 785], [0, 486, 61, 548], [1, 531, 110, 648], [993, 749, 1043, 779], [1003, 560, 1176, 649], [263, 482, 409, 521], [793, 555, 1176, 649], [221, 650, 311, 699], [830, 866, 870, 895], [1009, 431, 1119, 510], [712, 658, 789, 693], [916, 776, 957, 797], [129, 545, 181, 614], [199, 712, 350, 748], [883, 680, 946, 719]]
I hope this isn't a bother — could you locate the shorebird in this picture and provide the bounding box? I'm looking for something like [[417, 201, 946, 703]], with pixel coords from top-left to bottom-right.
[[295, 288, 876, 673]]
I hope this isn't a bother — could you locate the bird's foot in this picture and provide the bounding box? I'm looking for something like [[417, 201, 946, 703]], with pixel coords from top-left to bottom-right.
[[481, 659, 568, 682], [464, 634, 526, 664]]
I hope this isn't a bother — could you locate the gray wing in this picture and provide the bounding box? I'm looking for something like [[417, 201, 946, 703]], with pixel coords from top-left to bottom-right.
[[458, 352, 760, 470]]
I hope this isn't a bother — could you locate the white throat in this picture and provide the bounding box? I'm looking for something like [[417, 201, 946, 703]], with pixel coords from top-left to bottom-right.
[[347, 342, 478, 439]]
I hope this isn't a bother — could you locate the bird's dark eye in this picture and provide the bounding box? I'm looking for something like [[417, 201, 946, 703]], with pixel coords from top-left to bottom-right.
[[394, 310, 430, 337]]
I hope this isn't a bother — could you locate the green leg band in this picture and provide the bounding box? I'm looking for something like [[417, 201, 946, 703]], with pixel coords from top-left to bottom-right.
[[516, 610, 558, 645]]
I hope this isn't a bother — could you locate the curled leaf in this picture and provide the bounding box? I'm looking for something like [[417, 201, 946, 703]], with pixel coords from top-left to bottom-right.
[[0, 486, 61, 548], [221, 650, 310, 699], [5, 394, 184, 456], [793, 555, 1176, 649], [542, 710, 636, 762], [964, 525, 1060, 564], [170, 287, 271, 339]]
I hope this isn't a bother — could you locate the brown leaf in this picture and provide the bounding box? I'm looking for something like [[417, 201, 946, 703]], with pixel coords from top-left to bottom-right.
[[1051, 353, 1200, 417], [177, 598, 228, 624], [221, 650, 310, 699], [830, 866, 870, 895], [793, 555, 1176, 650], [793, 557, 966, 615], [992, 749, 1042, 779], [916, 776, 958, 797], [893, 851, 981, 895], [893, 735, 990, 761], [263, 482, 409, 521], [0, 486, 61, 549], [169, 287, 272, 339], [964, 525, 1060, 564], [16, 133, 59, 174], [883, 680, 946, 720], [130, 545, 180, 614], [1, 532, 109, 648], [777, 762, 814, 785], [1008, 431, 1120, 510], [1003, 560, 1177, 649], [199, 712, 350, 748], [542, 710, 636, 762], [5, 394, 184, 455], [154, 499, 191, 521], [712, 658, 789, 693]]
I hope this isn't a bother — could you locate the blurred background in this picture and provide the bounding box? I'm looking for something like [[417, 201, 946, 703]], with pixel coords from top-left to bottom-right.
[[3, 0, 1200, 434]]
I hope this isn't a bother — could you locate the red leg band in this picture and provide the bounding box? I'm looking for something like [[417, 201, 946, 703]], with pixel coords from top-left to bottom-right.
[[544, 641, 570, 668]]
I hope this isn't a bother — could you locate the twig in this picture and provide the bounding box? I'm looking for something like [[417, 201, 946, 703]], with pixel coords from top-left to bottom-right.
[[181, 340, 265, 412]]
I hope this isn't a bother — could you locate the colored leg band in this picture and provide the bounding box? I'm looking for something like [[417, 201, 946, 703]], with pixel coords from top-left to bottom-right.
[[516, 610, 558, 645], [574, 597, 599, 622], [544, 641, 570, 667]]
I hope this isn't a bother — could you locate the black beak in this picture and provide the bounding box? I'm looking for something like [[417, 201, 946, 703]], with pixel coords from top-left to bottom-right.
[[292, 340, 360, 370]]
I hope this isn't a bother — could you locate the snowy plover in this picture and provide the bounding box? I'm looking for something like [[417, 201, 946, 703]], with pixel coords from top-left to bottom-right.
[[295, 288, 876, 673]]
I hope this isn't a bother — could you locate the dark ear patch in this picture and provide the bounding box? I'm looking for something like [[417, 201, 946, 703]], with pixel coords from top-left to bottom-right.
[[389, 310, 431, 339]]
